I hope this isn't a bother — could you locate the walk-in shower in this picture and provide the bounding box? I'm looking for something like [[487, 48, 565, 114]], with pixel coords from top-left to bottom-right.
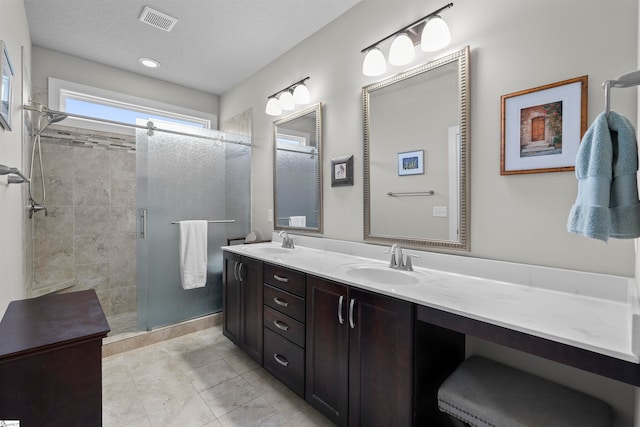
[[22, 103, 251, 337]]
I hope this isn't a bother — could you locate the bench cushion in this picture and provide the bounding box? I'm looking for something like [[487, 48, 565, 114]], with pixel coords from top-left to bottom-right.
[[438, 356, 613, 427]]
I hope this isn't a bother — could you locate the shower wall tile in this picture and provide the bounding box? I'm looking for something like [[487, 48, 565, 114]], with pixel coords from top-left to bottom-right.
[[111, 179, 136, 207], [110, 207, 136, 234], [43, 175, 74, 206], [74, 263, 110, 291], [111, 258, 136, 287], [34, 236, 74, 270], [34, 206, 74, 239], [41, 143, 74, 177], [110, 150, 136, 179], [74, 146, 110, 178], [110, 232, 136, 261], [96, 288, 113, 315], [74, 206, 110, 236], [74, 233, 111, 265], [111, 285, 137, 315], [74, 177, 111, 206]]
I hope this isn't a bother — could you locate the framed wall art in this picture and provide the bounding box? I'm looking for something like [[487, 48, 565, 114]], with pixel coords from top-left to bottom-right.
[[331, 155, 353, 187], [398, 149, 424, 176], [500, 75, 588, 175], [0, 40, 14, 131]]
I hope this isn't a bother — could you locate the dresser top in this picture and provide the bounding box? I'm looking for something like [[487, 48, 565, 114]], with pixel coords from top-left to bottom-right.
[[0, 290, 110, 359]]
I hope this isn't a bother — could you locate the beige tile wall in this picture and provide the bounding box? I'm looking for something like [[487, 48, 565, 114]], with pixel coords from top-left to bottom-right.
[[31, 125, 137, 317]]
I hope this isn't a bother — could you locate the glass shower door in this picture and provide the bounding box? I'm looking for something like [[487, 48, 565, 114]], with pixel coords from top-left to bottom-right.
[[136, 122, 250, 331]]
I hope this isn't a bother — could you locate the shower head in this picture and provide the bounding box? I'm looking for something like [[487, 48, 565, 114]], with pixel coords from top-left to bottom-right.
[[45, 112, 67, 124], [36, 111, 68, 135]]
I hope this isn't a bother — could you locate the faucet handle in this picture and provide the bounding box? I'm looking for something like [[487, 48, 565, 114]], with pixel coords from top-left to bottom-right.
[[404, 254, 419, 271]]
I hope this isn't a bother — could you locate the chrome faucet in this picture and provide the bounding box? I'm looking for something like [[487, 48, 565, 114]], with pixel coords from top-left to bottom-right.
[[29, 201, 48, 218], [385, 244, 418, 271], [279, 230, 295, 249]]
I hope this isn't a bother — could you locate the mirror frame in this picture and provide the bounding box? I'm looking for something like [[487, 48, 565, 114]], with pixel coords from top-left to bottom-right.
[[362, 46, 470, 251], [273, 102, 323, 234]]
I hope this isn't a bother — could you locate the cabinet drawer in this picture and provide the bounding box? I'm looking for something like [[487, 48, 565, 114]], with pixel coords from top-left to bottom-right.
[[264, 263, 305, 297], [264, 284, 305, 322], [264, 328, 305, 397], [264, 305, 305, 348]]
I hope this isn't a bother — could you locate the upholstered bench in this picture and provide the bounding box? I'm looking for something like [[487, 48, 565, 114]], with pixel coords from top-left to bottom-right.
[[437, 356, 613, 427]]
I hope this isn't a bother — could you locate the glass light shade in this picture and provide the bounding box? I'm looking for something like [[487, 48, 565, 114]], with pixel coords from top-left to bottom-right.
[[421, 16, 451, 52], [293, 84, 311, 104], [362, 47, 387, 76], [279, 91, 295, 110], [265, 97, 282, 116], [388, 33, 415, 66]]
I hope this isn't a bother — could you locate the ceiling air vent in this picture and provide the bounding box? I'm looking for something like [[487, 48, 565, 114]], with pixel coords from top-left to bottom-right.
[[138, 6, 178, 32]]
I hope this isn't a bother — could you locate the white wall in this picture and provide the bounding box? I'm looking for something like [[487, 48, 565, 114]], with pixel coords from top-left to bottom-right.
[[221, 0, 638, 277], [0, 0, 32, 316], [32, 46, 220, 118]]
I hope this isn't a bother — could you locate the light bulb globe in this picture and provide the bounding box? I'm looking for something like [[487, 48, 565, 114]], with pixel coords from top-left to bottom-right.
[[389, 33, 415, 66], [362, 47, 387, 76], [421, 16, 451, 52], [293, 84, 311, 104], [265, 98, 282, 116]]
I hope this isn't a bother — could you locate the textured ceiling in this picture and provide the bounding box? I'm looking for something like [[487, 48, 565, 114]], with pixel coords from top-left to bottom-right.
[[24, 0, 361, 95]]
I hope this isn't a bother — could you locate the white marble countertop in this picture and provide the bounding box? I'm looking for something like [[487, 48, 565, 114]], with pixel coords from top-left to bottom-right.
[[222, 234, 640, 364]]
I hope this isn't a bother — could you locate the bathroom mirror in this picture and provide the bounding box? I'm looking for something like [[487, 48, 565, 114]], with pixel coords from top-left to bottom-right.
[[363, 46, 469, 250], [273, 103, 322, 233]]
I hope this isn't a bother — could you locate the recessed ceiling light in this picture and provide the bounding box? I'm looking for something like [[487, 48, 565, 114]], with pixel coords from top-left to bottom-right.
[[138, 57, 160, 68]]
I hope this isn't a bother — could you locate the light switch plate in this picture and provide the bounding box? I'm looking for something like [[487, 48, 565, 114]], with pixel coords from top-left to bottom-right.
[[433, 206, 447, 217], [267, 209, 273, 222]]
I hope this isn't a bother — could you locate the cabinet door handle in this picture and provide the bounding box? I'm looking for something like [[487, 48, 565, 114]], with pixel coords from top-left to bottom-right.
[[273, 297, 289, 307], [338, 295, 344, 325], [273, 320, 289, 331], [273, 353, 289, 367], [273, 274, 289, 283], [233, 261, 239, 281], [238, 262, 244, 282], [349, 298, 356, 329]]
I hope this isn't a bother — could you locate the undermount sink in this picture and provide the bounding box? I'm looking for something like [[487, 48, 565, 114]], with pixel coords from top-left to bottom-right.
[[245, 246, 292, 255], [344, 265, 420, 285]]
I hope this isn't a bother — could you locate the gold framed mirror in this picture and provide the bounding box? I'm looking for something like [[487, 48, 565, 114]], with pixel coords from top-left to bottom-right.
[[363, 46, 469, 250]]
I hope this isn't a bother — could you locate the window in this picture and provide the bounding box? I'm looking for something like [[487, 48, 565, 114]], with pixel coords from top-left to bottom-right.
[[48, 78, 217, 135]]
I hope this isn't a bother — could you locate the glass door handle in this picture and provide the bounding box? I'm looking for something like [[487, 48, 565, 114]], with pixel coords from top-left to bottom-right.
[[140, 209, 147, 240]]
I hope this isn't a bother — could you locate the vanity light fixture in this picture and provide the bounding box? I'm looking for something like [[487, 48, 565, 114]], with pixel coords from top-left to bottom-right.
[[265, 77, 311, 116], [138, 57, 160, 68], [361, 2, 453, 76]]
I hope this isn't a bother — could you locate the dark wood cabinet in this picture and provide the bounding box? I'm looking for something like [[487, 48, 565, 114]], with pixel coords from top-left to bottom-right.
[[0, 290, 110, 426], [306, 276, 414, 427], [306, 276, 349, 426], [262, 263, 306, 397], [223, 252, 263, 364]]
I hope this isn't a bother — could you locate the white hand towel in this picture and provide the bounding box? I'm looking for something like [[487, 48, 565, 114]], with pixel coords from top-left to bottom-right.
[[179, 220, 208, 289], [289, 216, 306, 227]]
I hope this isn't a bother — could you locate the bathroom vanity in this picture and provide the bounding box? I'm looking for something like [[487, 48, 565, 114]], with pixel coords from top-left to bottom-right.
[[0, 290, 110, 425], [222, 236, 640, 426]]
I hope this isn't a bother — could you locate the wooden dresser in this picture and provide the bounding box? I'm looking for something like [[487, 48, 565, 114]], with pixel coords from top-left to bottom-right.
[[0, 290, 110, 426]]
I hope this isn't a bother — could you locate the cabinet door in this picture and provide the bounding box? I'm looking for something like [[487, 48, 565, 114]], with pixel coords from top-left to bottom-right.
[[348, 288, 413, 427], [239, 256, 264, 364], [305, 276, 349, 427], [222, 251, 241, 344]]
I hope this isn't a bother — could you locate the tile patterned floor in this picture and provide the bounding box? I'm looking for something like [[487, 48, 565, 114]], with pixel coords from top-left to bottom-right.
[[102, 326, 333, 427]]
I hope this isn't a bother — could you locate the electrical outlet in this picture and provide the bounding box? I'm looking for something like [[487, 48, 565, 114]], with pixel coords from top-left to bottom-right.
[[433, 206, 447, 217], [267, 209, 273, 222]]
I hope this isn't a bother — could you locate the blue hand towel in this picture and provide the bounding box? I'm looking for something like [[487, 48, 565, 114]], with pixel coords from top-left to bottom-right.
[[568, 111, 640, 241]]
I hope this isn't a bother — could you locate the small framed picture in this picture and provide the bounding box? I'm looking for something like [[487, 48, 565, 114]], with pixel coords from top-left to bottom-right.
[[398, 150, 424, 176], [0, 40, 14, 131], [500, 75, 588, 175], [331, 155, 353, 187]]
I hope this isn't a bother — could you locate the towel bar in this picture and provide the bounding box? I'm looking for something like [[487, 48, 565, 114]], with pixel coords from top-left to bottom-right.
[[387, 190, 434, 197], [170, 219, 236, 224]]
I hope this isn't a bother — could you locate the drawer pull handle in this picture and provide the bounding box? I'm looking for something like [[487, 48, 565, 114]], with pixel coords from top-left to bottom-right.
[[274, 320, 289, 331], [274, 297, 289, 307], [273, 353, 289, 367], [349, 298, 356, 329], [273, 274, 289, 283], [338, 295, 344, 325]]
